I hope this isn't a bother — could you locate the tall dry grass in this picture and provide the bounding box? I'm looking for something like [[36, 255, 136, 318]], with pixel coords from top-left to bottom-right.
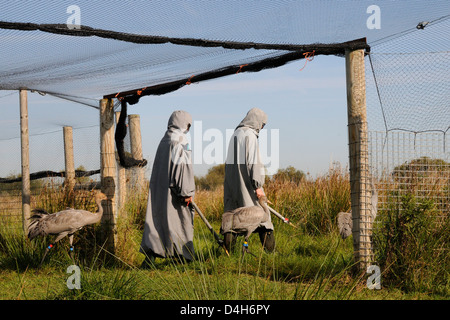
[[264, 164, 351, 235], [194, 163, 351, 235], [1, 163, 448, 298]]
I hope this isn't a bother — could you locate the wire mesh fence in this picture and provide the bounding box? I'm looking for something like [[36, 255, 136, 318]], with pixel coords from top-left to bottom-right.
[[366, 51, 450, 134], [369, 130, 450, 220], [364, 31, 450, 265]]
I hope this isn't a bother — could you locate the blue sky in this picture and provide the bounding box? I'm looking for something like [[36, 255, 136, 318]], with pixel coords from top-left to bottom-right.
[[0, 54, 350, 178], [135, 54, 350, 176]]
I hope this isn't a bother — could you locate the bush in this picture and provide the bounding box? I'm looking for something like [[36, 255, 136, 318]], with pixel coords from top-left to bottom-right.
[[373, 193, 449, 294], [195, 164, 225, 190], [272, 166, 305, 185]]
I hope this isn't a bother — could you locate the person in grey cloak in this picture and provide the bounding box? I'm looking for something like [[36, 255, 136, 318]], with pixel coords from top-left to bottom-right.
[[222, 107, 275, 252], [140, 110, 196, 266]]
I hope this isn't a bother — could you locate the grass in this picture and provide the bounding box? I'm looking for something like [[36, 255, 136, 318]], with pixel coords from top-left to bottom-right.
[[373, 193, 450, 295], [0, 223, 366, 300], [0, 223, 436, 300], [0, 164, 448, 300]]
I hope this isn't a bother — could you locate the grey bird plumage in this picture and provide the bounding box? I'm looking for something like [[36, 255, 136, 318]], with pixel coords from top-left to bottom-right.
[[337, 184, 378, 239], [337, 211, 353, 239], [221, 195, 270, 255], [28, 192, 107, 266]]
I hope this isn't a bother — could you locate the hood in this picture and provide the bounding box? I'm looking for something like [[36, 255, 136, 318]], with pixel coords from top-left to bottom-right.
[[167, 110, 192, 132], [236, 108, 267, 133]]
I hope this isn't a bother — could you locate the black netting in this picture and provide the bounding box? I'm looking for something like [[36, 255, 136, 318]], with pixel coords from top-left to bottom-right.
[[1, 0, 449, 115], [366, 17, 450, 134]]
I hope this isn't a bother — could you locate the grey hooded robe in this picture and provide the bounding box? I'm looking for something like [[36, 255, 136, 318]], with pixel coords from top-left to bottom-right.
[[140, 111, 196, 261], [222, 108, 274, 233]]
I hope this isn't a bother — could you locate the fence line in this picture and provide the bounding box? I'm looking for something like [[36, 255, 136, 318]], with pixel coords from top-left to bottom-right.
[[0, 169, 101, 183], [0, 111, 147, 237], [0, 125, 102, 232], [369, 130, 450, 219]]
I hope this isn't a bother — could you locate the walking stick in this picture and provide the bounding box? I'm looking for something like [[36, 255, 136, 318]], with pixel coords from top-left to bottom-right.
[[266, 200, 297, 228], [190, 201, 230, 256]]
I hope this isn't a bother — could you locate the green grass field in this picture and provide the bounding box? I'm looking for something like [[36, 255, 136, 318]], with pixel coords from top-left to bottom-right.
[[0, 166, 448, 300], [0, 222, 403, 300]]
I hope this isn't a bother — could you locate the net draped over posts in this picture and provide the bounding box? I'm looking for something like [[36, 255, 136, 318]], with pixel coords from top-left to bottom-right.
[[0, 1, 448, 268]]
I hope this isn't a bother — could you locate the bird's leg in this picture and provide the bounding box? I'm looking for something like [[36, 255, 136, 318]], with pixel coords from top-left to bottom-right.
[[242, 237, 256, 258], [39, 243, 54, 268], [242, 239, 249, 255], [68, 234, 75, 264]]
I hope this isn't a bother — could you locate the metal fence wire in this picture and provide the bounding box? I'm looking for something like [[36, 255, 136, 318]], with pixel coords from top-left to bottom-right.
[[369, 130, 450, 220], [364, 44, 450, 264]]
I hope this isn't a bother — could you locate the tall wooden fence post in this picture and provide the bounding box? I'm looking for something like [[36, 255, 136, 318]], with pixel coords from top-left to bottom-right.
[[345, 48, 373, 271], [128, 114, 145, 190], [100, 98, 117, 254], [19, 89, 30, 235], [63, 126, 76, 192]]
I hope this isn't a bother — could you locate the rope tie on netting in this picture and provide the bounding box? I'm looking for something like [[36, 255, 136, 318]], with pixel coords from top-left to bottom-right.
[[186, 75, 195, 85], [299, 50, 315, 71], [106, 38, 368, 102], [236, 64, 248, 74], [136, 87, 147, 96], [114, 92, 123, 101]]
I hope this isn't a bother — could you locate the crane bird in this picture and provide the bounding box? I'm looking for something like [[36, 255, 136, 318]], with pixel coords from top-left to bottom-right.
[[221, 196, 271, 256], [337, 184, 378, 239], [28, 192, 108, 267]]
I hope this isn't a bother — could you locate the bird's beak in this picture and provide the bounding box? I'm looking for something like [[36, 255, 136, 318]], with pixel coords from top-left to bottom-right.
[[267, 199, 273, 205]]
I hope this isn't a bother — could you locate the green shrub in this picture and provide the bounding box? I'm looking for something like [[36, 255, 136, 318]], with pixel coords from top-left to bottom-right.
[[373, 193, 449, 294], [272, 166, 305, 185], [195, 164, 225, 190]]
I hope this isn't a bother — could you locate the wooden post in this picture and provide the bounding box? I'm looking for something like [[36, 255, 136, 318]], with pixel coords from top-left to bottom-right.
[[19, 89, 31, 235], [100, 98, 117, 253], [115, 111, 127, 209], [128, 114, 145, 190], [345, 48, 373, 270], [63, 126, 76, 191]]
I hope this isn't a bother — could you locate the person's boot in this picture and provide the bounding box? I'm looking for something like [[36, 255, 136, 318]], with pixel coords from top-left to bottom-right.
[[140, 251, 156, 269], [258, 230, 275, 252]]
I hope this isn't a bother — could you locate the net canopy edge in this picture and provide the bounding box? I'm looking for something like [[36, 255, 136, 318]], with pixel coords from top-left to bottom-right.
[[0, 21, 368, 52], [103, 37, 369, 104]]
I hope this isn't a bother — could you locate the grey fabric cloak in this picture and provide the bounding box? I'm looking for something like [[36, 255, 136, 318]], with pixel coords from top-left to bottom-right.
[[222, 108, 274, 232], [140, 110, 196, 261]]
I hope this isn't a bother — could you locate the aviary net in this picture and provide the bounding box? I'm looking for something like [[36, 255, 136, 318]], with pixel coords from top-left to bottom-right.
[[365, 14, 450, 230], [0, 1, 447, 105]]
